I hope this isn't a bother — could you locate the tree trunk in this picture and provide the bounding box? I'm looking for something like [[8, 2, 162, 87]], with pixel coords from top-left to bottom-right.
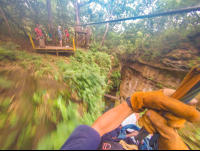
[[75, 2, 81, 25], [99, 22, 109, 50], [47, 0, 56, 45], [75, 1, 81, 47], [0, 6, 13, 41], [61, 3, 65, 34]]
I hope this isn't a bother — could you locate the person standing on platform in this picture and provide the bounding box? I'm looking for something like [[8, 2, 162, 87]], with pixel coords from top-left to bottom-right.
[[40, 25, 46, 47], [57, 26, 62, 47], [64, 29, 70, 47], [34, 24, 45, 48]]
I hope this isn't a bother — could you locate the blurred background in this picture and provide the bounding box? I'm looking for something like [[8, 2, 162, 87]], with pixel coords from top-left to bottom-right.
[[0, 0, 200, 150]]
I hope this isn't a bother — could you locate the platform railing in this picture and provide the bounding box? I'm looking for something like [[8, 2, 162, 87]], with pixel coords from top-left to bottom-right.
[[73, 38, 75, 52], [29, 34, 36, 50]]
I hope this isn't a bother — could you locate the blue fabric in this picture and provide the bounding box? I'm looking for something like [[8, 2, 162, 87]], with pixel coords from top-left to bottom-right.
[[101, 127, 134, 146], [58, 29, 62, 37], [118, 124, 153, 150], [118, 124, 140, 140], [60, 125, 101, 150]]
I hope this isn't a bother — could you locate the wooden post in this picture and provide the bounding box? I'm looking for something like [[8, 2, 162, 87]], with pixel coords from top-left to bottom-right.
[[75, 31, 78, 48], [0, 6, 13, 42], [28, 35, 36, 49], [73, 38, 76, 57]]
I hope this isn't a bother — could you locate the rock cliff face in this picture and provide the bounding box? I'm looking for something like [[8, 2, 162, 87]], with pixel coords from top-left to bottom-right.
[[120, 61, 188, 101], [119, 35, 200, 102]]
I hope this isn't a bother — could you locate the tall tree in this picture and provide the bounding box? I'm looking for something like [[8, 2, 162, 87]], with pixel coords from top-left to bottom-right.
[[47, 0, 56, 45], [100, 1, 117, 49], [0, 5, 13, 42]]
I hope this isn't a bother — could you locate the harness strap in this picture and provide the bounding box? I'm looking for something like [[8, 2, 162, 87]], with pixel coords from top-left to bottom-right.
[[119, 140, 138, 150], [118, 124, 153, 150]]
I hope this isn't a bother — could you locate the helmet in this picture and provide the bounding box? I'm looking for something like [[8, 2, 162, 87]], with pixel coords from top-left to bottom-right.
[[65, 29, 67, 32], [58, 26, 61, 29]]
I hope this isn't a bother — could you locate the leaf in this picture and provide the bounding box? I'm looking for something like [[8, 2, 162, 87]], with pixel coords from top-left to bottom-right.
[[55, 74, 59, 81]]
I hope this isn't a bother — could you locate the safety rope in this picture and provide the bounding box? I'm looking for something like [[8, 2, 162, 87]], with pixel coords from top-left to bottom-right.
[[78, 6, 200, 26]]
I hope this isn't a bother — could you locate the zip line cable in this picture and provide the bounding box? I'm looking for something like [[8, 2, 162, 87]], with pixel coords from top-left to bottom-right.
[[77, 6, 200, 26]]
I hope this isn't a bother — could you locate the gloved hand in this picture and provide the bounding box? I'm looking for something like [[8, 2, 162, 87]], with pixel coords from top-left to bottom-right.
[[163, 88, 198, 129], [140, 109, 189, 150], [130, 91, 200, 150], [134, 89, 197, 130], [130, 91, 200, 123]]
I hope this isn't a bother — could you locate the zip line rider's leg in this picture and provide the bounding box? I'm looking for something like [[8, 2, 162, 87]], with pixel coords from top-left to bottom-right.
[[39, 36, 44, 48], [67, 38, 69, 46], [59, 36, 62, 47]]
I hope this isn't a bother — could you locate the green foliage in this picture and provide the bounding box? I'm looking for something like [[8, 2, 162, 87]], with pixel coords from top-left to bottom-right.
[[54, 73, 59, 81], [37, 96, 87, 150], [37, 50, 111, 150], [188, 61, 195, 68], [110, 71, 121, 88], [33, 90, 47, 105], [0, 76, 12, 88], [148, 77, 154, 81], [0, 47, 16, 61], [37, 93, 105, 150], [56, 50, 110, 117], [17, 123, 37, 150], [16, 51, 56, 76], [89, 43, 100, 52], [94, 52, 111, 76], [9, 112, 19, 127], [0, 113, 8, 129], [1, 131, 18, 150], [0, 45, 56, 77], [61, 62, 106, 115], [166, 75, 171, 78], [139, 109, 147, 118], [54, 95, 69, 122], [0, 97, 10, 108], [113, 56, 119, 67], [106, 82, 114, 93], [157, 83, 163, 88]]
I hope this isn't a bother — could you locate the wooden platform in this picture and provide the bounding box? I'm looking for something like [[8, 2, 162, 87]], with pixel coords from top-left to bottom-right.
[[36, 46, 74, 52], [29, 35, 76, 56]]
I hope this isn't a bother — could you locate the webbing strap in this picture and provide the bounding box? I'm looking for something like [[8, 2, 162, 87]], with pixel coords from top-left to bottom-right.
[[119, 140, 138, 150], [118, 124, 153, 150]]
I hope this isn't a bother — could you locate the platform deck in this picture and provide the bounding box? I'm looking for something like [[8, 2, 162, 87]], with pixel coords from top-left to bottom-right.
[[36, 46, 74, 51], [29, 35, 76, 56]]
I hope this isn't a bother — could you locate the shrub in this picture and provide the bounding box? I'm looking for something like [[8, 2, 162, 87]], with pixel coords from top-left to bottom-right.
[[0, 47, 16, 61], [110, 71, 121, 88], [89, 42, 100, 52]]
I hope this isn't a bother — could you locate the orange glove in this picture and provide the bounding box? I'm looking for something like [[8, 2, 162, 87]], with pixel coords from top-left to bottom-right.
[[130, 91, 200, 122], [130, 91, 200, 150], [140, 109, 189, 150], [162, 88, 198, 129]]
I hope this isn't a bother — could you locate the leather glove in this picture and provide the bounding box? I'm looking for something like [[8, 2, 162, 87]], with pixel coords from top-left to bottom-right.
[[163, 88, 198, 129], [130, 91, 200, 150], [130, 91, 200, 123], [140, 109, 189, 150]]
